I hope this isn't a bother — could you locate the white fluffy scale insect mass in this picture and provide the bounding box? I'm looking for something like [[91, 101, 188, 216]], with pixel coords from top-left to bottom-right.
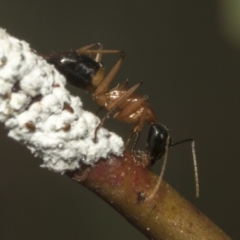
[[0, 29, 124, 172]]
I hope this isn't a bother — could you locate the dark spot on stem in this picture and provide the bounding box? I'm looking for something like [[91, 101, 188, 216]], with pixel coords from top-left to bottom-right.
[[137, 191, 146, 203]]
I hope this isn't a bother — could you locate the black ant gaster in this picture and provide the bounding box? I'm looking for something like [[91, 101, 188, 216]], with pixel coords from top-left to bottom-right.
[[45, 43, 199, 199]]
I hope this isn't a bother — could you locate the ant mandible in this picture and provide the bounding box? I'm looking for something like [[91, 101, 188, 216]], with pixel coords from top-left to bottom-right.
[[45, 43, 199, 199]]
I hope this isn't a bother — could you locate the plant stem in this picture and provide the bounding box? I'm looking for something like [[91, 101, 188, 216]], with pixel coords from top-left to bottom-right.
[[67, 151, 231, 240]]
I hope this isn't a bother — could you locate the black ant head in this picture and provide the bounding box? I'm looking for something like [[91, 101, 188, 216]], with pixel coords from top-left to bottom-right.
[[46, 51, 104, 91], [146, 124, 199, 198], [146, 123, 172, 166]]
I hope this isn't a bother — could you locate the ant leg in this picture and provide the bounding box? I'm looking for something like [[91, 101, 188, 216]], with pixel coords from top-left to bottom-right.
[[95, 106, 104, 115], [93, 82, 142, 142], [77, 49, 122, 55], [131, 108, 147, 151], [77, 43, 103, 63], [109, 79, 129, 97], [95, 50, 125, 96], [125, 106, 147, 151], [94, 44, 103, 63], [118, 79, 129, 90], [125, 130, 134, 147], [131, 131, 141, 151], [77, 43, 102, 51]]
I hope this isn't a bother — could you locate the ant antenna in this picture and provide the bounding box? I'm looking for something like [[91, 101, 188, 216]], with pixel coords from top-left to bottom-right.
[[171, 139, 199, 198]]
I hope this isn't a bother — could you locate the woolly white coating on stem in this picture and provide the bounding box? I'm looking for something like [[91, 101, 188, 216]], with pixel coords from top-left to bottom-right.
[[0, 29, 124, 172]]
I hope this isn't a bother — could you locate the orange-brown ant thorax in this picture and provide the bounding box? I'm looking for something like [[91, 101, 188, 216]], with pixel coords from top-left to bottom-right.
[[93, 93, 108, 107], [144, 105, 156, 124], [107, 89, 127, 108]]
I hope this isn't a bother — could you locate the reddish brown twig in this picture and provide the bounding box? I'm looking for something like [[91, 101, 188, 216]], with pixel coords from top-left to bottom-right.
[[67, 151, 231, 240]]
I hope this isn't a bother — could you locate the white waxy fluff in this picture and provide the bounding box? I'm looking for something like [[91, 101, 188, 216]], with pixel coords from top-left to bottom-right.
[[0, 29, 124, 173]]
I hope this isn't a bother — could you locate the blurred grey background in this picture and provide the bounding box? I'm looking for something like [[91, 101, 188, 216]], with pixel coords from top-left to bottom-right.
[[0, 0, 239, 239]]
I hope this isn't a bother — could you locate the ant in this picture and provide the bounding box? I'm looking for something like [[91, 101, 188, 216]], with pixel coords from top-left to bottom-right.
[[45, 43, 199, 199]]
